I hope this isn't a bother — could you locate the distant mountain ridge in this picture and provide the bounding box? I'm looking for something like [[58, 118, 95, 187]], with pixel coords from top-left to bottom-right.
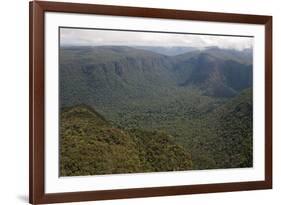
[[178, 52, 252, 97], [134, 46, 199, 56], [60, 45, 252, 107]]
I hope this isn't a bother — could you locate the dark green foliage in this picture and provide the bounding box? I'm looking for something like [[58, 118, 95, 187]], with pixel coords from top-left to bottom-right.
[[132, 129, 192, 172], [59, 45, 253, 175], [179, 89, 253, 169], [60, 105, 193, 176], [210, 88, 253, 168], [60, 105, 142, 176]]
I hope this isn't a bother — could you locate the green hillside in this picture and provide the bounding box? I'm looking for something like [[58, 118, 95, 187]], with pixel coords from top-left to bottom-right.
[[60, 46, 176, 108], [174, 50, 252, 97], [59, 46, 252, 107], [179, 88, 253, 169], [59, 46, 253, 174], [60, 105, 193, 176], [209, 88, 253, 168]]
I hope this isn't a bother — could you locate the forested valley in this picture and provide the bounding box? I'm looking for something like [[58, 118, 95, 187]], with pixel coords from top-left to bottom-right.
[[59, 46, 253, 176]]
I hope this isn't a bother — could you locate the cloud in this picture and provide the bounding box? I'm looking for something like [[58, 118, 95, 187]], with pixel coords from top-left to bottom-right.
[[60, 27, 253, 50]]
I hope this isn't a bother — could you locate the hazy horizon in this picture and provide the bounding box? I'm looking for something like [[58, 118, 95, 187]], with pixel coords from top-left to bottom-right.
[[60, 27, 253, 51]]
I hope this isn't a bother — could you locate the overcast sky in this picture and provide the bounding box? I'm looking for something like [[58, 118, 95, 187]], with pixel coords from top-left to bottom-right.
[[60, 28, 253, 50]]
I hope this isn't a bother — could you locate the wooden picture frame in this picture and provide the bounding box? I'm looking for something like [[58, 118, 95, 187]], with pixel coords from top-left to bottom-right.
[[29, 1, 272, 204]]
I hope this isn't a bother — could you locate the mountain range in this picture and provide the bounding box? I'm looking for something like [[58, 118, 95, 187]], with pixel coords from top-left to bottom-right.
[[59, 45, 253, 175], [133, 46, 199, 56], [60, 46, 252, 107]]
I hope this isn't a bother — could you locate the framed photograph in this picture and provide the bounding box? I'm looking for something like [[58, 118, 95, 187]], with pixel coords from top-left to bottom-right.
[[29, 1, 272, 204]]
